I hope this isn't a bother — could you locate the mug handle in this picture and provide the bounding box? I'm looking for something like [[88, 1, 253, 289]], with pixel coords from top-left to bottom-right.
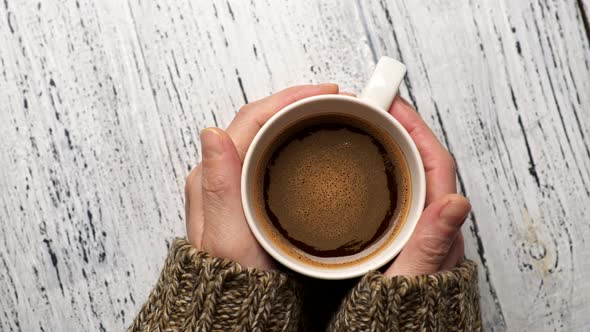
[[360, 57, 407, 111]]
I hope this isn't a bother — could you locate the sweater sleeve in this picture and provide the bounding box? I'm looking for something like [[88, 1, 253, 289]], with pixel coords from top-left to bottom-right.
[[129, 239, 302, 332], [328, 260, 482, 332]]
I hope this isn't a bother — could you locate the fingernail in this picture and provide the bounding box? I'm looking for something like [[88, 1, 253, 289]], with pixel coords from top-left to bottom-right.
[[440, 197, 470, 222], [201, 128, 224, 159], [319, 83, 339, 90]]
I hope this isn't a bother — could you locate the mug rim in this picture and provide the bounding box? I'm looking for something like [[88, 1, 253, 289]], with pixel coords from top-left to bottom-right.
[[241, 94, 426, 279]]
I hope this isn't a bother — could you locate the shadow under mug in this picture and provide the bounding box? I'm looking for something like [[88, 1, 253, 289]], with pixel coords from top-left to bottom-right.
[[241, 57, 426, 279]]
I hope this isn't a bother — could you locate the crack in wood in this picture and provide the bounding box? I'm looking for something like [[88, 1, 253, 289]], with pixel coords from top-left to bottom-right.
[[576, 0, 590, 44], [434, 105, 507, 328]]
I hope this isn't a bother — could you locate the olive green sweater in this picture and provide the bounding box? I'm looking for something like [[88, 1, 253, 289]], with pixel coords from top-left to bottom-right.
[[130, 239, 481, 331]]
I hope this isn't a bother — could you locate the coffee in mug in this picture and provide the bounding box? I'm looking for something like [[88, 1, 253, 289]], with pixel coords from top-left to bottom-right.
[[242, 57, 426, 279], [253, 113, 411, 267]]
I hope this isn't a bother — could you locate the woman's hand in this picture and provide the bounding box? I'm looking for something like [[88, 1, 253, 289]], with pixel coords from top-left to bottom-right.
[[184, 84, 340, 270], [385, 97, 470, 277]]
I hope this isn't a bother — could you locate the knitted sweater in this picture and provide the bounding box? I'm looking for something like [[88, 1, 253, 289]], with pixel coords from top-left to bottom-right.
[[130, 239, 482, 331]]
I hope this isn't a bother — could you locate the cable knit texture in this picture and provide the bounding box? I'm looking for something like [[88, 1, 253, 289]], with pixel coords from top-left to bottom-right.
[[129, 239, 302, 332], [327, 261, 482, 332], [130, 239, 481, 331]]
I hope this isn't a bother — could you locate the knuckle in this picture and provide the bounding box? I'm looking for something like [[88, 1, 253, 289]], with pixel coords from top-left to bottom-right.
[[447, 193, 471, 216], [184, 181, 192, 198], [447, 155, 457, 173], [184, 164, 201, 197], [408, 122, 428, 140], [202, 173, 232, 196], [237, 103, 253, 118], [440, 153, 456, 174], [416, 235, 449, 265]]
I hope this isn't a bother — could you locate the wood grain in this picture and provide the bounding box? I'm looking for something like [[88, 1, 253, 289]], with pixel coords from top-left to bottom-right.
[[359, 1, 590, 330], [0, 1, 184, 330], [0, 0, 588, 331]]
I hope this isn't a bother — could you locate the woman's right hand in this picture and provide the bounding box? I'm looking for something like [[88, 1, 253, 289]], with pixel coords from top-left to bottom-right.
[[385, 97, 471, 277]]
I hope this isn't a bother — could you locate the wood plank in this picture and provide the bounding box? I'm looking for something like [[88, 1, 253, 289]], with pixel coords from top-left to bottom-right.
[[124, 0, 375, 182], [0, 1, 186, 330], [0, 0, 375, 330], [359, 0, 590, 330], [1, 0, 589, 331]]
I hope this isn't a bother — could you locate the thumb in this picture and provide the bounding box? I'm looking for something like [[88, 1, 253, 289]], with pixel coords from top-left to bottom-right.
[[385, 194, 470, 277], [199, 128, 245, 253]]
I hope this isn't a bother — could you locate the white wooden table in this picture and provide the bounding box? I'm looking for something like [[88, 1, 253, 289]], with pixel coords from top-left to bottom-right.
[[1, 1, 589, 330]]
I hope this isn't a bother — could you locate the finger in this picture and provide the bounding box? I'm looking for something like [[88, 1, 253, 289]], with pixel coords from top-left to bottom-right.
[[388, 96, 456, 204], [339, 91, 356, 97], [440, 232, 465, 271], [200, 128, 244, 238], [185, 164, 205, 248], [226, 83, 339, 160], [385, 194, 470, 277], [199, 128, 273, 269]]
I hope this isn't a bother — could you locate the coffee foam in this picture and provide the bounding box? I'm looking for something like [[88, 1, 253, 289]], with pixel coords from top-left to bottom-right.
[[254, 113, 411, 268], [266, 128, 391, 253]]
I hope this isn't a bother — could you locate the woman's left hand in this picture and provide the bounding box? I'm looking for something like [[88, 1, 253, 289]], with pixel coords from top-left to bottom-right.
[[184, 84, 340, 270], [385, 97, 470, 277]]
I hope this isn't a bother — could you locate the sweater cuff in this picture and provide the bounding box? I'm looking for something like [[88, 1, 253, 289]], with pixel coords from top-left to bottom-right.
[[328, 260, 482, 332], [129, 239, 301, 332]]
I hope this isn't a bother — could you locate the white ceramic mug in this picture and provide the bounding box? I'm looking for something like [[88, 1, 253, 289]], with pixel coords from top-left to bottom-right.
[[241, 57, 426, 279]]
